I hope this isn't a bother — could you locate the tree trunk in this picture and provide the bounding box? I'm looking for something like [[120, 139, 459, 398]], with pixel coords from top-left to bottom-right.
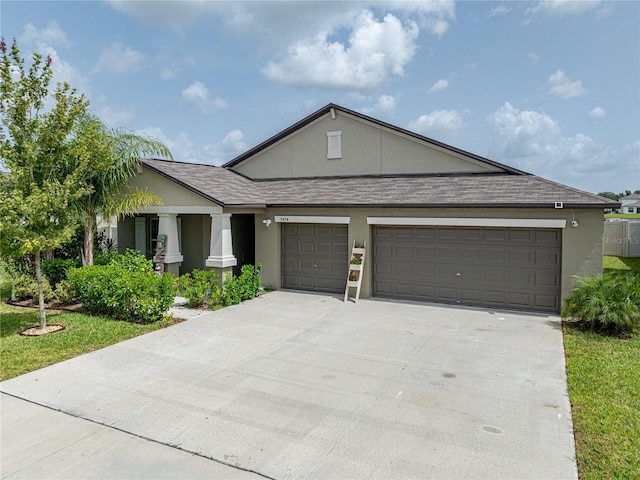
[[34, 251, 47, 331], [82, 215, 95, 266]]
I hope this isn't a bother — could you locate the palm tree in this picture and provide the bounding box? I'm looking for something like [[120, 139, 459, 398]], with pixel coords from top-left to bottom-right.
[[72, 113, 173, 265]]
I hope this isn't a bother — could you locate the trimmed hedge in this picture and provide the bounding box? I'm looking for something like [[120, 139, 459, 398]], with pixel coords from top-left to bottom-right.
[[68, 250, 174, 323]]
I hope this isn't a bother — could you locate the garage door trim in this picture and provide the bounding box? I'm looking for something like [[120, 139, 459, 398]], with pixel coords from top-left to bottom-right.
[[367, 217, 567, 228], [276, 215, 350, 224]]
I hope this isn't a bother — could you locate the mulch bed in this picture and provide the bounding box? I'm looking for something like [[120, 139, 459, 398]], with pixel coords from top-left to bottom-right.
[[19, 323, 66, 336], [6, 298, 86, 313]]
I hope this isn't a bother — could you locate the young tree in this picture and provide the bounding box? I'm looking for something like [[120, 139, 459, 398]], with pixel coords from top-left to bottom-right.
[[0, 38, 90, 331], [72, 113, 172, 265]]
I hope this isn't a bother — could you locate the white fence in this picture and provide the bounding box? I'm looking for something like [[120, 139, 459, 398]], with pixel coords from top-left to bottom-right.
[[603, 220, 640, 257]]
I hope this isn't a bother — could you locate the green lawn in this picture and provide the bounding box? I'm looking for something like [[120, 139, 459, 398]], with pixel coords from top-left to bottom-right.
[[605, 213, 640, 219], [564, 328, 640, 479], [564, 257, 640, 479], [0, 303, 178, 380], [603, 255, 640, 272]]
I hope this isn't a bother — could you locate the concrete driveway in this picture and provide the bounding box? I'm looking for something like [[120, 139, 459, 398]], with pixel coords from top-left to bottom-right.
[[1, 291, 577, 479]]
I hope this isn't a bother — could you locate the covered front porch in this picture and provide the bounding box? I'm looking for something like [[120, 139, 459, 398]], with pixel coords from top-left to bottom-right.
[[117, 207, 256, 282]]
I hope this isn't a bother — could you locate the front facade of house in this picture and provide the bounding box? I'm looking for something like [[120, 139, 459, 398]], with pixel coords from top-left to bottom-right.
[[619, 194, 640, 214], [119, 104, 617, 313]]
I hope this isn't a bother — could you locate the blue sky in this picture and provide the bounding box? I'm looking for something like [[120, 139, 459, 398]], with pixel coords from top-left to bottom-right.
[[3, 0, 639, 194]]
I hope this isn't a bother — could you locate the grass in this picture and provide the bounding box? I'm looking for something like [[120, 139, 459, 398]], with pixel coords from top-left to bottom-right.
[[563, 256, 640, 479], [603, 255, 640, 273], [605, 213, 640, 219], [563, 327, 640, 479], [0, 303, 179, 381]]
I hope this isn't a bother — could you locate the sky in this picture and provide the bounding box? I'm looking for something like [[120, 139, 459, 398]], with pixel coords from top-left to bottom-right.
[[2, 0, 639, 195]]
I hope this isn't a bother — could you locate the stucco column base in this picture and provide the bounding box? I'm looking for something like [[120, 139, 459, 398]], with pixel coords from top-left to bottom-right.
[[211, 266, 234, 288], [164, 262, 180, 276]]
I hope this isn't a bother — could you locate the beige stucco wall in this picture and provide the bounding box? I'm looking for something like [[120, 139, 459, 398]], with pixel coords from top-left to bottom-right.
[[130, 167, 222, 210], [232, 111, 502, 179], [253, 207, 605, 307]]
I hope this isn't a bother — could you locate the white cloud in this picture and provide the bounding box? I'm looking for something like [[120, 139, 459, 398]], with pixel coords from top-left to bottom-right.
[[94, 105, 134, 127], [181, 81, 228, 115], [489, 4, 512, 17], [359, 94, 397, 117], [529, 0, 602, 17], [546, 69, 587, 99], [202, 130, 248, 165], [528, 52, 540, 64], [262, 10, 419, 90], [136, 126, 195, 162], [107, 0, 223, 32], [587, 107, 606, 122], [428, 78, 449, 94], [18, 23, 90, 96], [93, 42, 144, 74], [408, 109, 468, 139], [22, 21, 70, 47], [487, 102, 639, 191]]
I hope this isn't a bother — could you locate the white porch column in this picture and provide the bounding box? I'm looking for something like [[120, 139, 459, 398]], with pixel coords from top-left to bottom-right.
[[206, 213, 237, 268], [157, 213, 183, 272]]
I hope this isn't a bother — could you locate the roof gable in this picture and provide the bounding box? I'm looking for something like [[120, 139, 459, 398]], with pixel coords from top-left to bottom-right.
[[224, 104, 523, 179]]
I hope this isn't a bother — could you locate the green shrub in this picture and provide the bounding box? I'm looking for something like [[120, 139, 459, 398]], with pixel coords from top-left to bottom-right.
[[94, 251, 118, 266], [223, 263, 262, 306], [54, 279, 77, 305], [41, 258, 81, 286], [177, 269, 222, 308], [562, 271, 640, 336], [176, 269, 221, 308], [68, 250, 174, 323], [12, 274, 54, 302]]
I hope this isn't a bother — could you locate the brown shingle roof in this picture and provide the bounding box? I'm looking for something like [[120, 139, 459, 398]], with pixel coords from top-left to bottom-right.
[[142, 158, 617, 209], [142, 158, 266, 207]]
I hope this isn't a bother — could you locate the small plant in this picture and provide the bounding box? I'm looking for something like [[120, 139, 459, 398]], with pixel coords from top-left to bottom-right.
[[11, 274, 54, 302], [349, 271, 359, 281], [53, 280, 77, 305], [350, 256, 362, 265], [223, 263, 262, 306], [176, 269, 221, 308], [562, 271, 640, 336]]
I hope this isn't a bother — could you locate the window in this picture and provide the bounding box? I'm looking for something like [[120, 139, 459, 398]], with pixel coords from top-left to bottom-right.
[[327, 131, 342, 159]]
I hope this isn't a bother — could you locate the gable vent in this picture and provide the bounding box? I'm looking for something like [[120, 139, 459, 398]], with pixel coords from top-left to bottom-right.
[[327, 130, 342, 159]]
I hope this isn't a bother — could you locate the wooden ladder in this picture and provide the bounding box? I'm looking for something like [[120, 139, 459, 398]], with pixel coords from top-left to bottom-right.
[[344, 241, 366, 303]]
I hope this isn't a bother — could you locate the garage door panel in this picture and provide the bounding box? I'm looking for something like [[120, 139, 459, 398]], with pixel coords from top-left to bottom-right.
[[415, 285, 435, 299], [534, 294, 558, 310], [535, 251, 561, 267], [436, 286, 457, 303], [373, 226, 561, 313], [281, 224, 348, 293], [535, 272, 560, 287]]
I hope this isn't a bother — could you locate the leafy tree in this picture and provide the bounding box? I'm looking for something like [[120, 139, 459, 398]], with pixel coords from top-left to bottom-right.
[[72, 113, 172, 265], [0, 38, 90, 330], [598, 192, 619, 201]]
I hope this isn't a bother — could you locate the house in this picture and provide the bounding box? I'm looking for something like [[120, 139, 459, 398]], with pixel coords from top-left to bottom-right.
[[119, 104, 618, 313], [619, 194, 640, 214]]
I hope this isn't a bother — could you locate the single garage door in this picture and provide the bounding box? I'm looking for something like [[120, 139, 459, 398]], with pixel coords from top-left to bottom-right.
[[373, 226, 561, 312], [282, 223, 349, 293]]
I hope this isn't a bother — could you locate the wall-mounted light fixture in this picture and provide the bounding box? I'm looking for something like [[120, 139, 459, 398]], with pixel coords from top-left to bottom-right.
[[262, 219, 272, 228]]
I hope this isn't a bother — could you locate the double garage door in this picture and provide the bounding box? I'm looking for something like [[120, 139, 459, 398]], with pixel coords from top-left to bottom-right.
[[373, 226, 561, 312], [281, 223, 561, 312]]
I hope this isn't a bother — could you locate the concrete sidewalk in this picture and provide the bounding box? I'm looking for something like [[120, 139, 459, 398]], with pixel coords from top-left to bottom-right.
[[0, 393, 262, 479], [1, 291, 577, 479]]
